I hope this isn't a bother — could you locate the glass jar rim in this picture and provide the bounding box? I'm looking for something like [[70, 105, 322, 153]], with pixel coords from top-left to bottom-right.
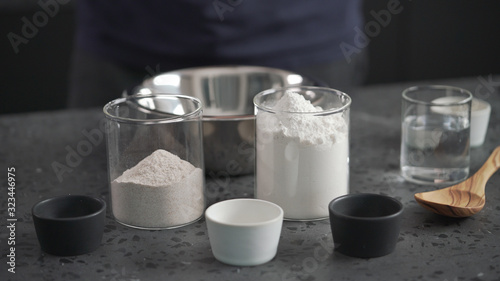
[[253, 86, 351, 115], [402, 85, 473, 106], [103, 94, 202, 124]]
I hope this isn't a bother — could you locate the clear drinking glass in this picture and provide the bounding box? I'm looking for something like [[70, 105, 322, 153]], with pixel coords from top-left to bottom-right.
[[254, 86, 351, 221], [400, 85, 472, 185], [103, 94, 205, 229]]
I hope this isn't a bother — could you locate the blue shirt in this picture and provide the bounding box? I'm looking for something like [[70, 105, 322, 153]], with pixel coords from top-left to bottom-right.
[[76, 0, 363, 71]]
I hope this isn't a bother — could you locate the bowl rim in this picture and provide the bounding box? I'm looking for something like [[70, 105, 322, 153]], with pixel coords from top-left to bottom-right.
[[328, 193, 403, 221], [138, 65, 326, 121], [32, 195, 106, 222], [202, 114, 255, 121], [205, 198, 284, 227], [142, 64, 323, 86]]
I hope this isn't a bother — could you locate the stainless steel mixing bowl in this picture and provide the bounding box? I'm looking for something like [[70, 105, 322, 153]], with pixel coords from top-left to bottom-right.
[[129, 65, 321, 175]]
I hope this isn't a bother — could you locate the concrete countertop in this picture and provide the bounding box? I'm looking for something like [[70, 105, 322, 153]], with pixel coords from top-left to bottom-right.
[[1, 76, 499, 281]]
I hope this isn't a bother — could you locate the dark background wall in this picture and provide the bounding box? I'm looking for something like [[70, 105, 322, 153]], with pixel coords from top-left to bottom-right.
[[1, 0, 500, 114], [1, 1, 75, 114], [363, 1, 500, 84]]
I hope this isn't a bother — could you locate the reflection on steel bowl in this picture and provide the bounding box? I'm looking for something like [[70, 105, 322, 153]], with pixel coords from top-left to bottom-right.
[[128, 65, 322, 175]]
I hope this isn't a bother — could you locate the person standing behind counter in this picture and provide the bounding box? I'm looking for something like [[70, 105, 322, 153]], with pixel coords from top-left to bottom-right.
[[68, 0, 367, 108]]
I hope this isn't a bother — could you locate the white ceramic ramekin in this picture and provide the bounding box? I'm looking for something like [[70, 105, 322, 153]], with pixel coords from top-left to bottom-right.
[[205, 198, 283, 266]]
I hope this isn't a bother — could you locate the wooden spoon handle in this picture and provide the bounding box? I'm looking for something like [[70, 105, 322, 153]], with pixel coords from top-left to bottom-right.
[[472, 146, 500, 184]]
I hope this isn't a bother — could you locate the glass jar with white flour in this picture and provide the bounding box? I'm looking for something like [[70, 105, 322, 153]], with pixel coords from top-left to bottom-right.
[[254, 86, 351, 221]]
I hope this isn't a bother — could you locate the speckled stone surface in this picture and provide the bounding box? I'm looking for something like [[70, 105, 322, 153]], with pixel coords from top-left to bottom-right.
[[1, 76, 500, 281]]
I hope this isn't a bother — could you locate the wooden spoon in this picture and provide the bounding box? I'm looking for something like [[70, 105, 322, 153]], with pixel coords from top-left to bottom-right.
[[414, 146, 500, 217]]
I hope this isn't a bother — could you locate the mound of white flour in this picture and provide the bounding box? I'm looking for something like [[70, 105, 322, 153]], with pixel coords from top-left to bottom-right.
[[257, 91, 348, 146]]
